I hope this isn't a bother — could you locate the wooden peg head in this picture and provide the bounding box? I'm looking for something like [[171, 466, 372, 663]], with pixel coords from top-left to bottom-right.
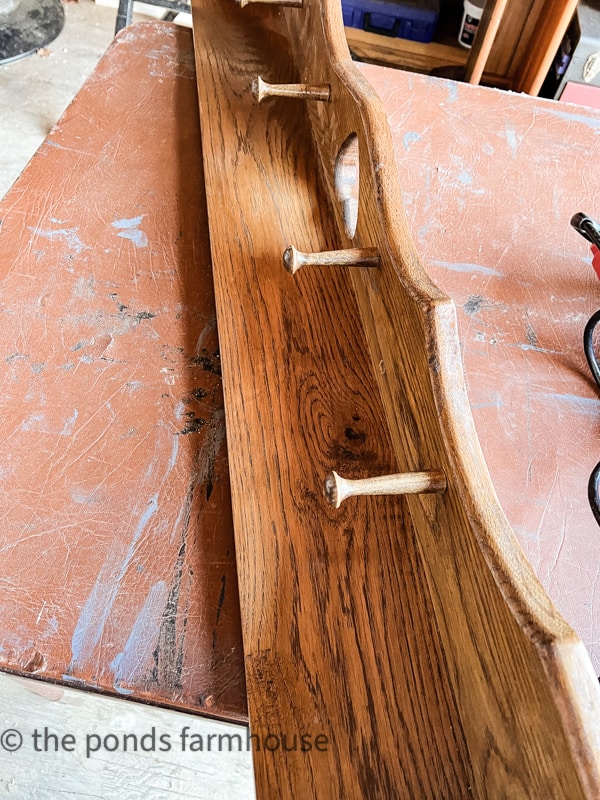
[[283, 245, 303, 275], [324, 471, 345, 509], [251, 75, 267, 103], [283, 246, 380, 275]]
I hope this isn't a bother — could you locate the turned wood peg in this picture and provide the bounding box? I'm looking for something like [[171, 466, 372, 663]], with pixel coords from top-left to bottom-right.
[[283, 246, 380, 275], [252, 76, 330, 104], [324, 469, 447, 509], [237, 0, 302, 6]]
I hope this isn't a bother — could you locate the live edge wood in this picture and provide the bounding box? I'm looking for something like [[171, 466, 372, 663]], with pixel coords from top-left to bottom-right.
[[191, 1, 600, 797]]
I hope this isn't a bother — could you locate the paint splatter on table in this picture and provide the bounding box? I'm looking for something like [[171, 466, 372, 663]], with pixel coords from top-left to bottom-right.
[[0, 23, 246, 722]]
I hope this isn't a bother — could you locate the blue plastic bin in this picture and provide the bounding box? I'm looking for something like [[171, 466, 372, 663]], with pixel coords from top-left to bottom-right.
[[342, 0, 439, 43]]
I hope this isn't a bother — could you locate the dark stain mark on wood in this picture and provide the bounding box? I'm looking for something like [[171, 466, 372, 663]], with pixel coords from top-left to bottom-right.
[[464, 294, 484, 316], [151, 495, 191, 692], [183, 387, 210, 405], [212, 575, 227, 655], [344, 426, 363, 441], [198, 693, 215, 709], [151, 411, 228, 698], [108, 293, 157, 324], [525, 315, 538, 347], [179, 412, 207, 435], [216, 575, 226, 625], [189, 348, 221, 376]]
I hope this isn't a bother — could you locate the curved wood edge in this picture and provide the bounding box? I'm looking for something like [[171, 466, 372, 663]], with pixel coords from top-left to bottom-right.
[[299, 0, 575, 641], [283, 0, 600, 792]]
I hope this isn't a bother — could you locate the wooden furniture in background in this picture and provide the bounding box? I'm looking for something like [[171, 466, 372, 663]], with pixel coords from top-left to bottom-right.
[[511, 0, 580, 93], [191, 0, 600, 797], [346, 0, 579, 94], [464, 0, 509, 85]]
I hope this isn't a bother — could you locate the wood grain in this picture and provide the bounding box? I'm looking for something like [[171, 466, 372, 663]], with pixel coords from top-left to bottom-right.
[[287, 0, 600, 794], [191, 2, 473, 796], [510, 0, 578, 94], [464, 0, 509, 85], [345, 25, 469, 73], [475, 0, 577, 92], [191, 0, 600, 797], [366, 64, 600, 673], [481, 0, 537, 78], [345, 1, 576, 94]]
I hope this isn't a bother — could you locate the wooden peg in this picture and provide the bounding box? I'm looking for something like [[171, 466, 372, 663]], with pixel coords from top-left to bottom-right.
[[238, 0, 302, 6], [252, 76, 330, 104], [283, 246, 380, 275], [324, 469, 447, 508]]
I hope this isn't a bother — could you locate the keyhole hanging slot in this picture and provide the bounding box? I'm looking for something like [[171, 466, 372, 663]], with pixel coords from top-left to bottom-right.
[[334, 133, 360, 239]]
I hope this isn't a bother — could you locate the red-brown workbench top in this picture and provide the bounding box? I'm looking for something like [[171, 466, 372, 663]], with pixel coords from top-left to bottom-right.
[[0, 21, 598, 719], [0, 23, 246, 721]]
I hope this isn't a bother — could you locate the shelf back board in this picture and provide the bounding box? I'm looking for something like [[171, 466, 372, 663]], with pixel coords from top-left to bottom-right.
[[190, 0, 600, 796]]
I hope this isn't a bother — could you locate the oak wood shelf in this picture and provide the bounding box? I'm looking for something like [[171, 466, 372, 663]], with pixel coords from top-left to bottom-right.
[[190, 0, 600, 796]]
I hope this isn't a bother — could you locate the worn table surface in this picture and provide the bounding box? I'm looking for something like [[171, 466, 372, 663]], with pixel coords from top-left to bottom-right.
[[0, 20, 599, 719], [0, 24, 246, 721]]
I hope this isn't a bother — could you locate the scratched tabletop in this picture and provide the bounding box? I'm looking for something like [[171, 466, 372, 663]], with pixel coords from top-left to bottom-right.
[[0, 23, 246, 721], [362, 66, 600, 674]]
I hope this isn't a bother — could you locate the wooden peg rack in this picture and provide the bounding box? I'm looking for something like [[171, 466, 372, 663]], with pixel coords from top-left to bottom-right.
[[190, 0, 600, 797]]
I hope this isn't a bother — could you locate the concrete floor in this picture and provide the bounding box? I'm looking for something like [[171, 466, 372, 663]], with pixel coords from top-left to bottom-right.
[[0, 3, 254, 797], [0, 0, 184, 199], [0, 671, 254, 799]]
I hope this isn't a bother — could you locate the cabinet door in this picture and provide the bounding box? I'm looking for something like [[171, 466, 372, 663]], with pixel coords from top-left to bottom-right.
[[480, 0, 578, 93]]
